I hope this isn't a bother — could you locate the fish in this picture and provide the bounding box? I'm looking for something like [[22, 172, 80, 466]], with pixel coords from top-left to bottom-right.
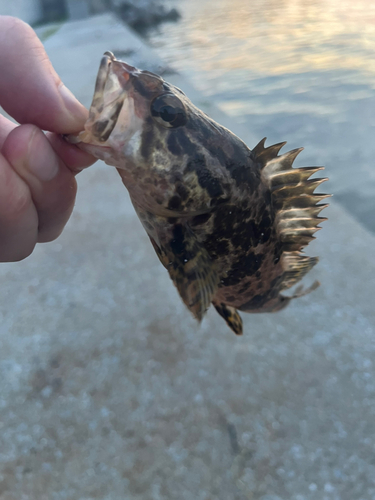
[[67, 52, 329, 335]]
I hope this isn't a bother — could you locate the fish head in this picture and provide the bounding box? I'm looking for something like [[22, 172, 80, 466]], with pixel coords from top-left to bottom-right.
[[68, 52, 190, 170]]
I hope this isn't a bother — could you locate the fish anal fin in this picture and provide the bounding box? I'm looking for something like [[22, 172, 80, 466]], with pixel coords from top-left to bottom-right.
[[276, 280, 321, 309], [289, 280, 320, 298], [213, 302, 243, 335]]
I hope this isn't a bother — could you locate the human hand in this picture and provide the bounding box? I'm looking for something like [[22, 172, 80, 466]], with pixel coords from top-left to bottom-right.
[[0, 16, 95, 262]]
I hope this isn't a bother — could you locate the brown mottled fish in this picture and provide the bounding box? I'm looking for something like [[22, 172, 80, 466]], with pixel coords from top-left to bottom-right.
[[68, 52, 329, 335]]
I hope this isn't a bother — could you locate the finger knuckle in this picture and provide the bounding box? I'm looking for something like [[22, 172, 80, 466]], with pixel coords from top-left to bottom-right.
[[7, 185, 33, 222], [50, 176, 77, 214], [37, 177, 77, 242]]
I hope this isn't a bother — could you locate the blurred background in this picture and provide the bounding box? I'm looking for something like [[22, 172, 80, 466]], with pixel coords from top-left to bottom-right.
[[1, 1, 375, 499], [149, 0, 375, 233], [3, 0, 375, 231]]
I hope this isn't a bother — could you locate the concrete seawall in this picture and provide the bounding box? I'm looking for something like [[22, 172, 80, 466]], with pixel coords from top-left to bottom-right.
[[0, 0, 41, 25]]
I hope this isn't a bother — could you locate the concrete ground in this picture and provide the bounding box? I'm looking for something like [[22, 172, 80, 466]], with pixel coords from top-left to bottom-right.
[[0, 14, 375, 500]]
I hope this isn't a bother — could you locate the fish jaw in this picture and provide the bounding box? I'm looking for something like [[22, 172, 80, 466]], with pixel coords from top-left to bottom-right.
[[67, 52, 145, 166]]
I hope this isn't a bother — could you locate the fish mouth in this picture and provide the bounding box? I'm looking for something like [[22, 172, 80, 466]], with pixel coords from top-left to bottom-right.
[[90, 51, 116, 115], [68, 52, 137, 146], [89, 51, 133, 143]]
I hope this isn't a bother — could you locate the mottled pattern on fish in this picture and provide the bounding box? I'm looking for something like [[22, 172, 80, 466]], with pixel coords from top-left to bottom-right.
[[68, 52, 329, 335]]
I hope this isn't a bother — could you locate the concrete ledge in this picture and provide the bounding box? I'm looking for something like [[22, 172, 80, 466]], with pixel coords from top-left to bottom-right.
[[1, 14, 374, 500]]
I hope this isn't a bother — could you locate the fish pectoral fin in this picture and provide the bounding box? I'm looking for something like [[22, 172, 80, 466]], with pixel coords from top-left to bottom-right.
[[149, 236, 170, 267], [172, 262, 218, 321], [165, 224, 219, 321], [213, 302, 243, 335]]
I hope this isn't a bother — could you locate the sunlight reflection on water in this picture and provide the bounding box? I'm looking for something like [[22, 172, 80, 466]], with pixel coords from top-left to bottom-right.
[[149, 0, 375, 232], [151, 0, 375, 78]]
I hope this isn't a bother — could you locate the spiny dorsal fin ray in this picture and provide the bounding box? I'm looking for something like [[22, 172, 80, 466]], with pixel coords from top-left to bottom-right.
[[255, 141, 287, 165], [278, 194, 331, 210], [280, 226, 321, 243], [260, 148, 304, 175], [251, 137, 267, 157], [213, 302, 243, 335], [279, 204, 329, 219], [272, 178, 328, 198], [270, 167, 325, 187], [254, 139, 329, 235], [278, 217, 326, 230], [252, 138, 329, 291]]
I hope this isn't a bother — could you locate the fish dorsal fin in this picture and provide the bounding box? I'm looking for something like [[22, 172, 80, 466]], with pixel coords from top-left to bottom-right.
[[151, 223, 219, 321], [253, 138, 330, 291], [213, 302, 243, 335]]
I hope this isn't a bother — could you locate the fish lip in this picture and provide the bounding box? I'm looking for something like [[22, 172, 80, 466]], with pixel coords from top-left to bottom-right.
[[98, 51, 137, 89], [66, 53, 140, 146], [87, 53, 134, 144], [74, 142, 112, 158], [91, 52, 114, 110]]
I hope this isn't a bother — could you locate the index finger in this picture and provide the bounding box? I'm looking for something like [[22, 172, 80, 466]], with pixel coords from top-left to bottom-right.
[[0, 16, 88, 134]]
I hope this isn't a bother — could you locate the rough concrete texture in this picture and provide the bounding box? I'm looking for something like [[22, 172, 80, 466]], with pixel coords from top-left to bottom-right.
[[1, 14, 375, 500]]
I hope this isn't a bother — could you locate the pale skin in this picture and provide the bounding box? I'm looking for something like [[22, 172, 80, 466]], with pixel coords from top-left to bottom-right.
[[0, 16, 96, 262]]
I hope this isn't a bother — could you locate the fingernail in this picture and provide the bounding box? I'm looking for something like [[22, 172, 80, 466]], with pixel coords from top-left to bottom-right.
[[28, 128, 60, 182], [59, 84, 88, 125]]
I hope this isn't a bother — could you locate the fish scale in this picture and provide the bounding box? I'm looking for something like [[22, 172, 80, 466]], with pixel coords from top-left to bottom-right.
[[68, 52, 329, 335]]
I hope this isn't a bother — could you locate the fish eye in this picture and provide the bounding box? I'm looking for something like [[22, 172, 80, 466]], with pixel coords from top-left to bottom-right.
[[150, 93, 187, 128]]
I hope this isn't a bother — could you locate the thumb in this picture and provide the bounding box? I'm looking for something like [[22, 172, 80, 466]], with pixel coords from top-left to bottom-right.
[[0, 16, 87, 134]]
